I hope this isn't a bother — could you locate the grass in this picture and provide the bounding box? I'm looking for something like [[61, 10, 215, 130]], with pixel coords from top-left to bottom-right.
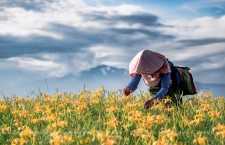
[[0, 88, 224, 145]]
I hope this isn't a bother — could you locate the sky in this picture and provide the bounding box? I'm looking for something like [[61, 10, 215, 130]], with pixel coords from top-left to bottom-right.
[[0, 0, 225, 96]]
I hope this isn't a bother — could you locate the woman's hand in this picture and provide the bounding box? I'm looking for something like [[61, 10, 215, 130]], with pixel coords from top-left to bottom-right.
[[123, 87, 132, 96], [144, 99, 156, 109]]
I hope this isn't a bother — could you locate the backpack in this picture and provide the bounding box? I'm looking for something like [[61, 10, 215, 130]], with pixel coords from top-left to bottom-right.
[[168, 61, 197, 96]]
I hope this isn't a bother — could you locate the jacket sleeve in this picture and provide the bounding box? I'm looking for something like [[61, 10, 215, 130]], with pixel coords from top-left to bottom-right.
[[127, 74, 142, 91], [152, 73, 171, 100]]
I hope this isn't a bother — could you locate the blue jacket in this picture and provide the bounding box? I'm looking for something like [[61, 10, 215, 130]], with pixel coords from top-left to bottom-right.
[[127, 73, 171, 100]]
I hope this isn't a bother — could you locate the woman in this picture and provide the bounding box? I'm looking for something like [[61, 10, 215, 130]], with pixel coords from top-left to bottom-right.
[[123, 50, 173, 109]]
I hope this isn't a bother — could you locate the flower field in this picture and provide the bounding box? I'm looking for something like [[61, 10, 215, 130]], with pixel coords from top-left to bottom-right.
[[0, 88, 224, 145]]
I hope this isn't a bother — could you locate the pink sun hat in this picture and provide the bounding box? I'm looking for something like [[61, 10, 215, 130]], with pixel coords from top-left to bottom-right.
[[129, 50, 170, 76]]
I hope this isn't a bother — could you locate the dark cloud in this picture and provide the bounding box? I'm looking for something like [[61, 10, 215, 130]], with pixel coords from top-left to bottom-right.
[[0, 35, 78, 58], [46, 23, 106, 45], [0, 0, 57, 11], [0, 21, 175, 58], [47, 12, 175, 48], [83, 12, 165, 26], [0, 23, 104, 58], [179, 38, 225, 47], [111, 28, 174, 39], [119, 14, 161, 26], [0, 1, 177, 59]]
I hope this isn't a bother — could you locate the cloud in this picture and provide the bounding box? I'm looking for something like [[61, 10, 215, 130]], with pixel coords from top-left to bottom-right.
[[181, 0, 225, 14], [0, 50, 101, 78], [154, 15, 225, 83], [0, 0, 174, 63], [164, 42, 225, 84], [83, 12, 162, 26], [156, 15, 225, 78], [179, 38, 225, 47], [0, 0, 56, 11], [0, 7, 63, 39], [0, 0, 169, 82], [0, 0, 225, 85], [87, 45, 129, 68], [2, 55, 68, 77], [7, 57, 59, 71], [158, 16, 225, 40]]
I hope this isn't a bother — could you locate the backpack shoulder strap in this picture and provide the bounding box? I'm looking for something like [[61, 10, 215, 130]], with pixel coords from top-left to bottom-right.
[[174, 66, 190, 70]]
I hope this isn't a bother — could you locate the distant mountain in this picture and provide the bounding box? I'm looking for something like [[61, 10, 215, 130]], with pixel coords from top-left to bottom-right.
[[54, 65, 131, 92], [61, 65, 128, 79], [1, 65, 225, 97], [79, 64, 128, 80]]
